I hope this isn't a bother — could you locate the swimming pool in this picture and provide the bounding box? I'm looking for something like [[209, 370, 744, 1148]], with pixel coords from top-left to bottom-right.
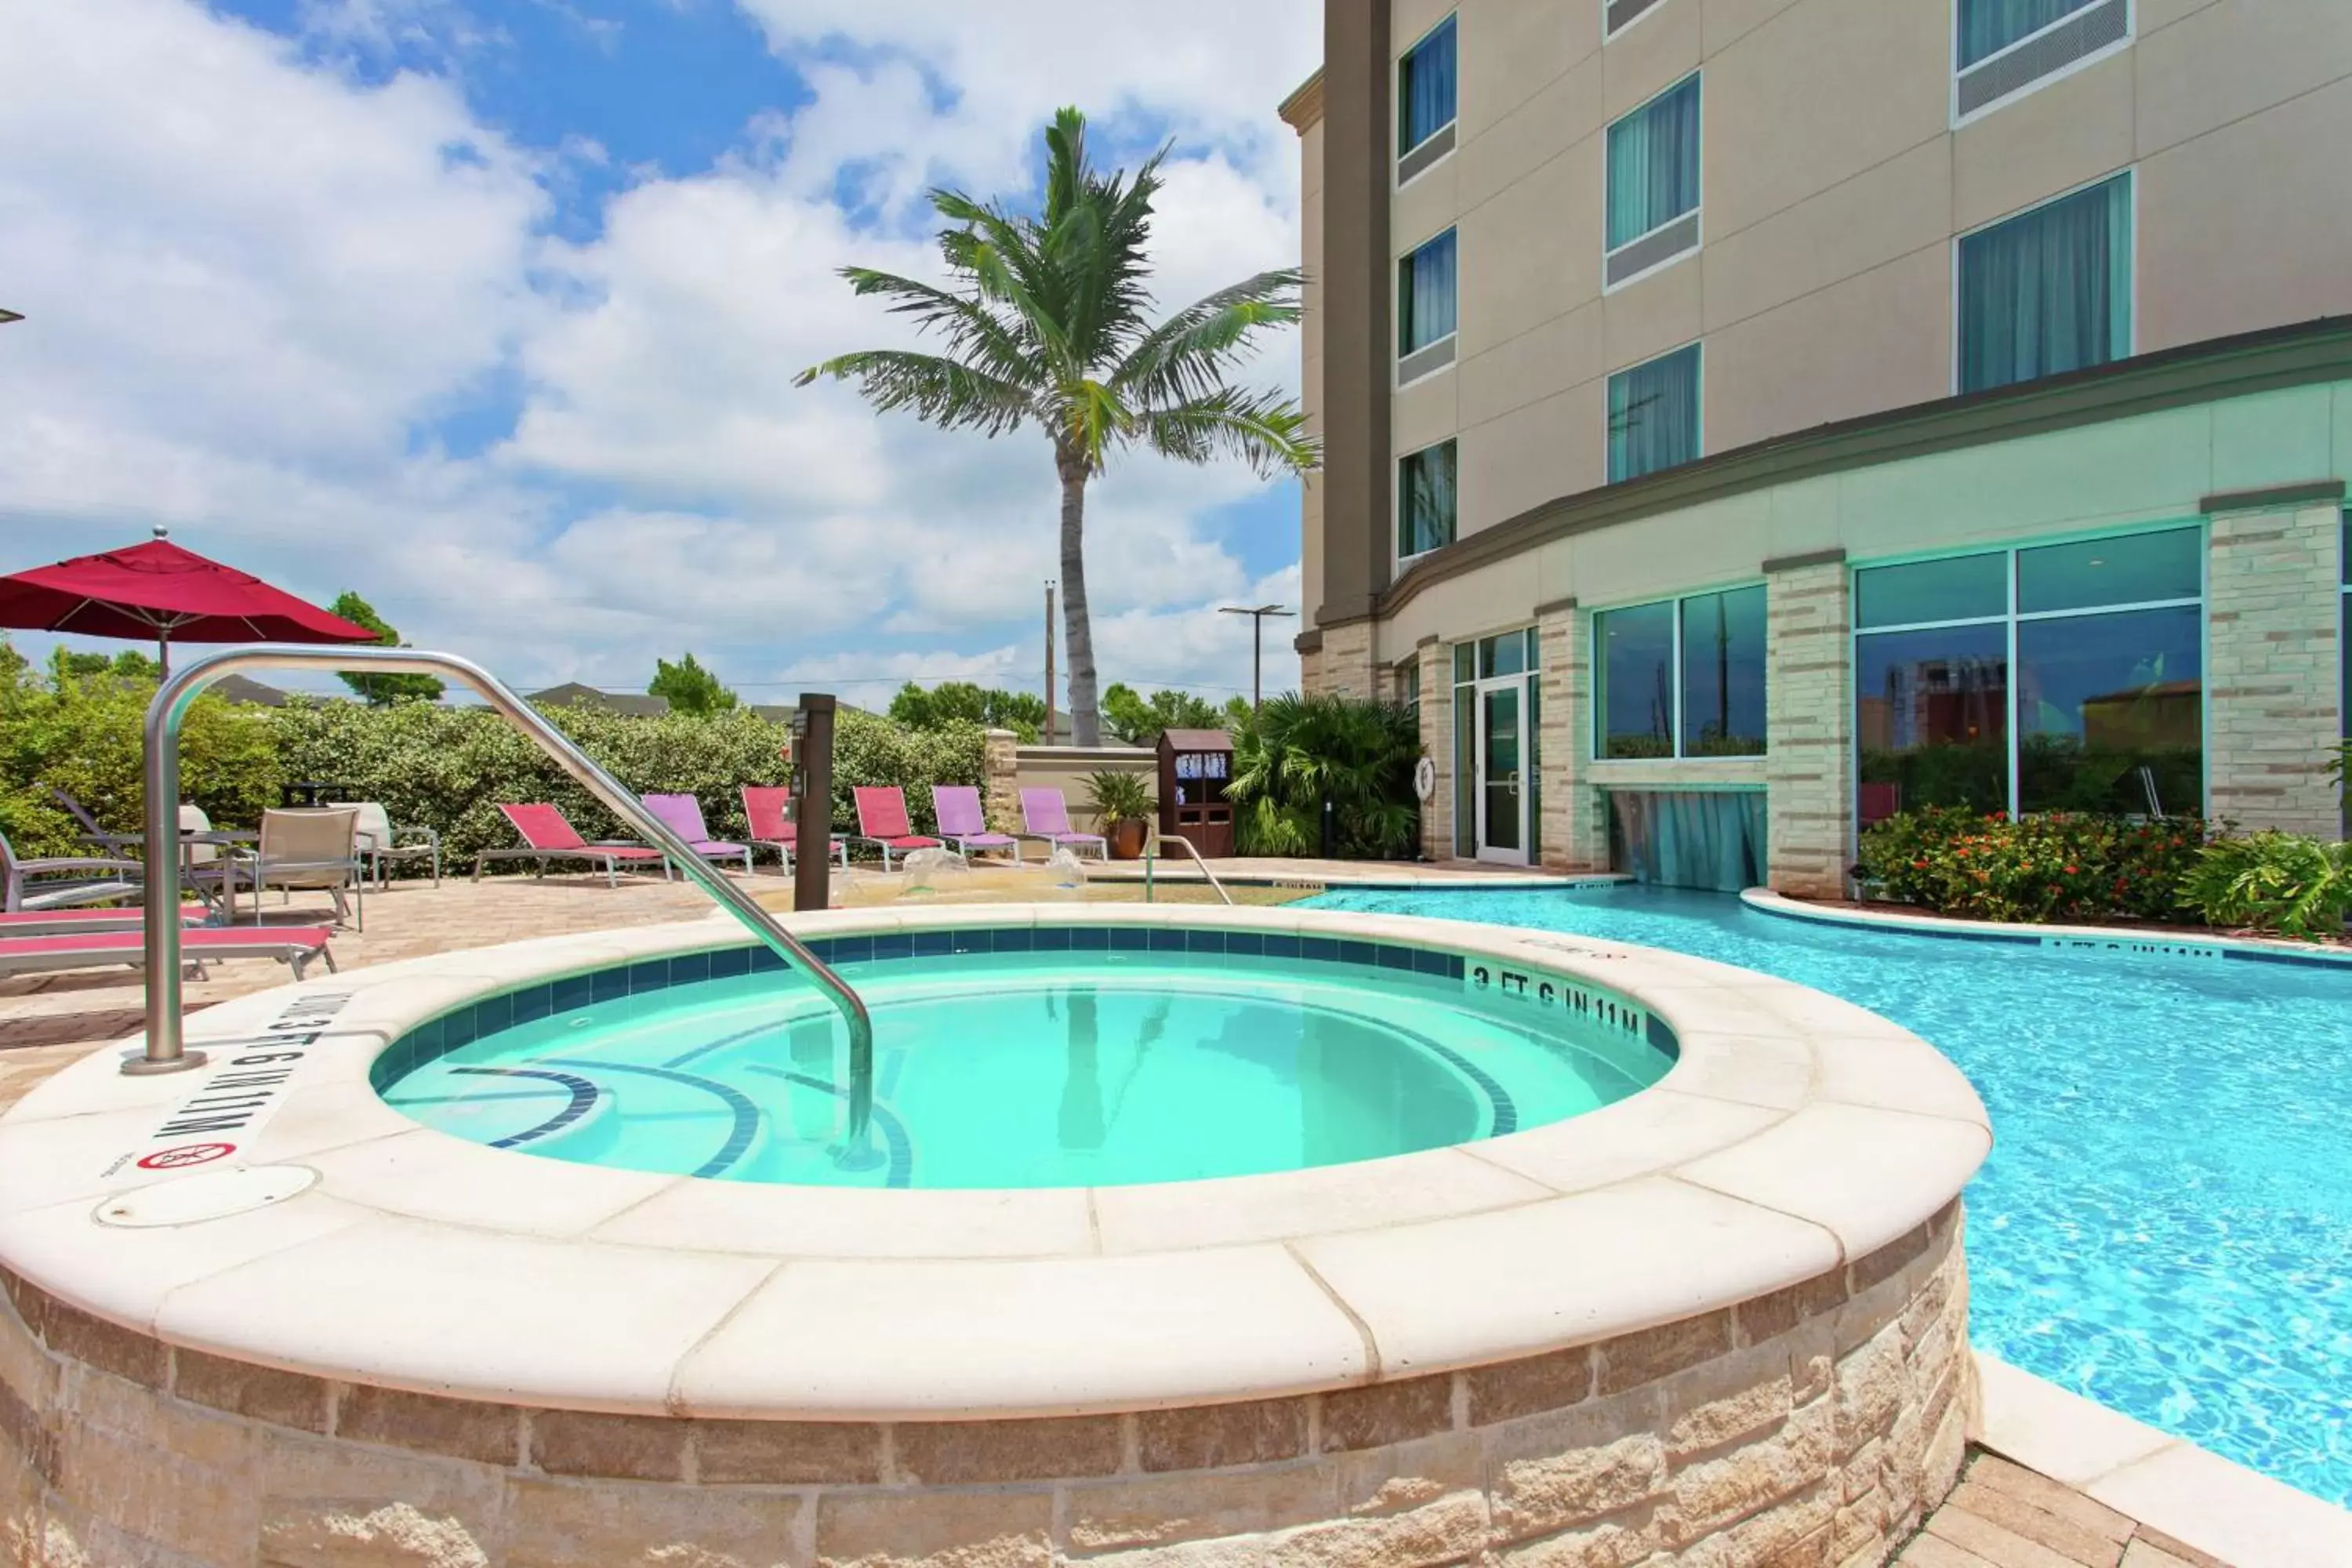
[[1306, 883, 2352, 1507], [377, 933, 1676, 1189]]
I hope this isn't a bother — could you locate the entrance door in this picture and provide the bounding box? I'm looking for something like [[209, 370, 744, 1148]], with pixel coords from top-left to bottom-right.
[[1475, 684, 1526, 864]]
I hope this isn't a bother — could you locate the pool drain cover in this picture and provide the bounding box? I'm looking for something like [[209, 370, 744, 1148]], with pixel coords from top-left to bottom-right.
[[94, 1165, 318, 1228]]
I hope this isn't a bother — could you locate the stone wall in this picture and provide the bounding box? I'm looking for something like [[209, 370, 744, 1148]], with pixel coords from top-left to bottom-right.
[[1416, 638, 1450, 862], [1764, 557, 1856, 899], [2206, 499, 2347, 836], [1316, 621, 1377, 702], [982, 728, 1022, 835], [1536, 602, 1610, 875], [0, 1207, 1969, 1568]]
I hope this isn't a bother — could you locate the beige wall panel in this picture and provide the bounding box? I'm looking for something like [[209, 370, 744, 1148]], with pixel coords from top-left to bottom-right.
[[1389, 570, 1541, 649], [2137, 77, 2352, 353], [2209, 386, 2337, 497], [1602, 0, 1705, 122], [1459, 301, 1604, 432], [1460, 382, 1602, 533], [2136, 0, 2352, 158], [1301, 120, 1324, 200], [2136, 0, 2215, 32], [1951, 50, 2134, 234], [1303, 307, 1325, 383], [1702, 136, 1951, 332], [1301, 472, 1325, 624], [1454, 53, 1604, 216], [1835, 403, 2216, 562], [1601, 255, 1704, 372], [1394, 158, 1461, 256], [1394, 0, 1459, 54], [1572, 491, 1774, 608], [1457, 153, 1589, 357], [2336, 385, 2352, 478], [1393, 368, 1462, 459], [1705, 247, 1951, 452], [1700, 0, 1802, 56], [1765, 474, 1842, 561], [1704, 0, 1947, 239], [1459, 0, 1599, 139]]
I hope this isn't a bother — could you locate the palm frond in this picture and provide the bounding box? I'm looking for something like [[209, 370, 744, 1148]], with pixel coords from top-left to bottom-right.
[[828, 267, 1040, 384], [1138, 388, 1319, 477], [792, 350, 1036, 436], [1112, 269, 1305, 405]]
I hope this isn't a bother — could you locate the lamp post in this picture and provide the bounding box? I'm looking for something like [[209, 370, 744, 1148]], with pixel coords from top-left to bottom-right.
[[1218, 603, 1295, 710]]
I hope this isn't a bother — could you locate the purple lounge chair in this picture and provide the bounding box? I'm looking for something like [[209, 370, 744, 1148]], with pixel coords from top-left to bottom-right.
[[931, 786, 1021, 863], [641, 793, 754, 877], [1018, 788, 1108, 861]]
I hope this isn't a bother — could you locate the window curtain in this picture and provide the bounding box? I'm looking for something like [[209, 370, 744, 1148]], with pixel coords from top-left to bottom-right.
[[1958, 0, 2093, 68], [1399, 443, 1457, 557], [1399, 19, 1457, 153], [1399, 230, 1457, 354], [1606, 75, 1700, 250], [1958, 175, 2130, 394], [1608, 343, 1700, 482]]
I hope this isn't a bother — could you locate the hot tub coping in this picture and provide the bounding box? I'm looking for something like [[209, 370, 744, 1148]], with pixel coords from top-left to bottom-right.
[[0, 902, 1988, 1421]]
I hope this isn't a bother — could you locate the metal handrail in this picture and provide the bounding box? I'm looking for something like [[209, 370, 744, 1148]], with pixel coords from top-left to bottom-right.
[[1142, 833, 1235, 906], [131, 647, 876, 1139]]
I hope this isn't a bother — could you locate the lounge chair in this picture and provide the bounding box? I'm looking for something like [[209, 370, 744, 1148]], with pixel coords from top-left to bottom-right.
[[1018, 788, 1109, 861], [931, 786, 1021, 863], [473, 804, 669, 887], [0, 826, 144, 914], [642, 793, 753, 877], [0, 905, 210, 938], [350, 802, 441, 889], [240, 808, 365, 930], [851, 786, 949, 871], [0, 924, 336, 983], [50, 786, 139, 856], [741, 786, 848, 872]]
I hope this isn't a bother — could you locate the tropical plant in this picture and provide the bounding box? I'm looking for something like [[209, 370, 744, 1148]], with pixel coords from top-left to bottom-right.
[[648, 652, 738, 715], [1100, 683, 1225, 746], [888, 681, 1047, 742], [2176, 832, 2352, 939], [1855, 807, 2208, 924], [797, 107, 1317, 746], [329, 590, 445, 704], [1227, 692, 1421, 859], [1080, 767, 1154, 826]]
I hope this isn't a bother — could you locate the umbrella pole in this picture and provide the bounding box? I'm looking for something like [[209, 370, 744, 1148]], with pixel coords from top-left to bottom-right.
[[157, 629, 169, 677]]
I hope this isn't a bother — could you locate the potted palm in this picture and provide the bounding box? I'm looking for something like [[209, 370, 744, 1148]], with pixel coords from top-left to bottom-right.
[[1083, 769, 1155, 860]]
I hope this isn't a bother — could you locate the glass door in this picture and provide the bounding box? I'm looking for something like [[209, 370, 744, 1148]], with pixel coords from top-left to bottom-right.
[[1476, 684, 1526, 862]]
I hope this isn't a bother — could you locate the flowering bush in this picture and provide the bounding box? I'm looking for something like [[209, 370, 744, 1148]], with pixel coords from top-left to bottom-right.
[[1856, 807, 2208, 924]]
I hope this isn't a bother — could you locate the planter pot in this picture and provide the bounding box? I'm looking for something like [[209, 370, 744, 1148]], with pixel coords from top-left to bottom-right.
[[1106, 819, 1149, 860]]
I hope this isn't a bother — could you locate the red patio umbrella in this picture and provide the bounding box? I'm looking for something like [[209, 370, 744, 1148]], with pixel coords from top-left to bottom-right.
[[0, 528, 379, 674]]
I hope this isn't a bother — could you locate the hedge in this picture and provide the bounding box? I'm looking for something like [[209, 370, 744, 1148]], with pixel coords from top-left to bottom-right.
[[0, 678, 984, 870]]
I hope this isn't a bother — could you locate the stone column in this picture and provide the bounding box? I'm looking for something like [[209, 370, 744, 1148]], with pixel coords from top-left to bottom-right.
[[1316, 620, 1377, 701], [1416, 637, 1449, 862], [1536, 600, 1609, 873], [981, 728, 1022, 835], [2205, 490, 2347, 835], [1764, 552, 1854, 898]]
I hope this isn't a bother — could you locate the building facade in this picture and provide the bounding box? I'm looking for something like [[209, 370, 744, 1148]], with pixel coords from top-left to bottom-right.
[[1283, 0, 2352, 891]]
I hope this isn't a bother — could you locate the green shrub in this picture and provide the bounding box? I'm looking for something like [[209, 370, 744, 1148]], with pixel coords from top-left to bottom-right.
[[1229, 693, 1421, 859], [1080, 768, 1154, 826], [2176, 832, 2352, 939], [1856, 807, 2207, 924]]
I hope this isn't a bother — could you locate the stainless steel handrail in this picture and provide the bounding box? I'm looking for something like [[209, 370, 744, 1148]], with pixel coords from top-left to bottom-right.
[[131, 647, 876, 1138], [1143, 833, 1235, 906]]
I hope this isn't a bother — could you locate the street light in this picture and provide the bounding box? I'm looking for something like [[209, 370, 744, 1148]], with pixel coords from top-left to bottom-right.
[[1219, 603, 1295, 710]]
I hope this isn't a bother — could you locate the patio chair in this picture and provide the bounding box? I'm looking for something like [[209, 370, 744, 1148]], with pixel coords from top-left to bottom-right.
[[741, 786, 848, 872], [240, 808, 365, 930], [851, 786, 950, 871], [931, 786, 1021, 863], [641, 793, 753, 877], [1018, 788, 1109, 861], [0, 904, 210, 938], [350, 802, 442, 889], [0, 924, 336, 984], [473, 804, 670, 887], [0, 825, 145, 914], [49, 786, 139, 856]]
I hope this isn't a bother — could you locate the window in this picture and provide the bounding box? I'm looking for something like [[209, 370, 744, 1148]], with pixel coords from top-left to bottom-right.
[[1853, 526, 2201, 826], [1397, 229, 1458, 383], [1398, 441, 1457, 561], [1398, 16, 1457, 183], [1958, 173, 2131, 394], [1593, 586, 1766, 759], [2341, 511, 2350, 755], [1955, 0, 2132, 122], [1604, 0, 1668, 40], [1604, 74, 1700, 289], [1608, 343, 1701, 483]]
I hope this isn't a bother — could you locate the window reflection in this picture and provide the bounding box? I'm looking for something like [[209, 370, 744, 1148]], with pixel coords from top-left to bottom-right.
[[1856, 625, 2009, 824], [1595, 601, 1675, 757], [1680, 587, 1766, 756], [2017, 605, 2202, 815]]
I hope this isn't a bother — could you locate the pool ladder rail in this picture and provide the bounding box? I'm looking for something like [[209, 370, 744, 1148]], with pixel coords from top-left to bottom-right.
[[129, 645, 878, 1142], [1142, 833, 1235, 906]]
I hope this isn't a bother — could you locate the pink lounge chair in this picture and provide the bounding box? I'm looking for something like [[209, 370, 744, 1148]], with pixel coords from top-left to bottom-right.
[[741, 787, 848, 872], [851, 787, 947, 871], [1018, 788, 1108, 861], [931, 786, 1020, 862], [0, 924, 336, 983], [0, 905, 210, 938], [471, 804, 670, 887], [641, 793, 753, 877]]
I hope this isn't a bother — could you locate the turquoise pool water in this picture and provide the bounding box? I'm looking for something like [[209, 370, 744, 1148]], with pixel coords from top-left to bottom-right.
[[380, 941, 1673, 1191], [1305, 884, 2352, 1508]]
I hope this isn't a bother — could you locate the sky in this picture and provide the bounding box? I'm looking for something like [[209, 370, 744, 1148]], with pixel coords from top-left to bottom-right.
[[0, 0, 1323, 706]]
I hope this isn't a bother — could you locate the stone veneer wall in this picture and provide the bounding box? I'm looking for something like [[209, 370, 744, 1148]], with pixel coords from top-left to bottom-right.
[[2205, 499, 2347, 836], [981, 728, 1022, 836], [1316, 621, 1377, 702], [1416, 638, 1450, 862], [0, 1206, 1969, 1568], [1764, 557, 1856, 899], [1537, 602, 1610, 875]]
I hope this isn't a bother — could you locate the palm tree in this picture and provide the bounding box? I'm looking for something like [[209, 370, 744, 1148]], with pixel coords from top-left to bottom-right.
[[797, 108, 1318, 746]]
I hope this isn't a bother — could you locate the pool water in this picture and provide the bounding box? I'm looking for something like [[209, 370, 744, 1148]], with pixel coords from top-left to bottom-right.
[[1305, 884, 2352, 1508], [383, 950, 1671, 1190]]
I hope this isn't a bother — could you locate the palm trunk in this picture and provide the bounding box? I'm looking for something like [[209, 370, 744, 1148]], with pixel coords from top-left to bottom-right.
[[1057, 454, 1100, 746]]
